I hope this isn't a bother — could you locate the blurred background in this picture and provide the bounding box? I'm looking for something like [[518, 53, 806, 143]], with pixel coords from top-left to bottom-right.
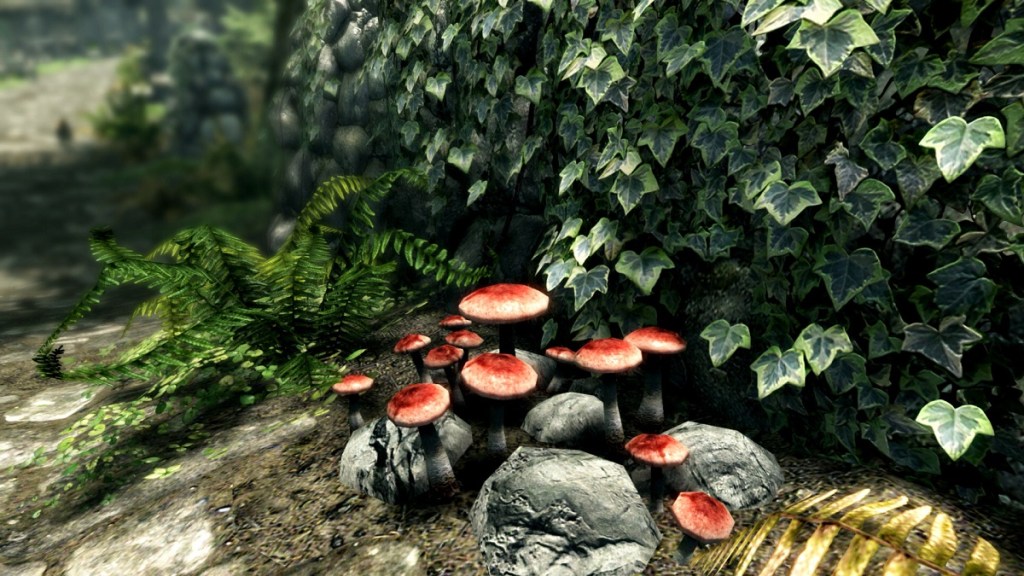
[[0, 0, 305, 335]]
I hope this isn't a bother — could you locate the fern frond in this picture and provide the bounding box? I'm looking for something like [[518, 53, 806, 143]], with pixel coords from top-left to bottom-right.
[[382, 229, 489, 289], [256, 231, 333, 335], [690, 489, 1003, 576]]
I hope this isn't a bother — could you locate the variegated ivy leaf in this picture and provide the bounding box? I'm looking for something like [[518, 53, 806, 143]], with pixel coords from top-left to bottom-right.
[[742, 0, 788, 27], [638, 116, 687, 168], [633, 0, 656, 21], [916, 399, 994, 461], [793, 323, 854, 375], [540, 318, 558, 349], [578, 55, 626, 106], [614, 247, 674, 295], [555, 217, 583, 244], [926, 257, 996, 317], [692, 121, 739, 167], [970, 24, 1024, 66], [974, 169, 1024, 225], [752, 0, 843, 35], [543, 258, 575, 292], [787, 9, 880, 77], [700, 28, 749, 86], [514, 69, 546, 105], [893, 209, 960, 250], [566, 265, 610, 312], [699, 319, 751, 368], [837, 178, 895, 231], [613, 164, 659, 215], [824, 142, 868, 200], [919, 116, 1006, 183], [588, 218, 619, 258], [754, 180, 822, 226], [571, 234, 593, 265], [424, 73, 451, 101], [466, 179, 487, 207], [600, 9, 635, 55], [863, 0, 892, 13], [447, 146, 475, 174], [663, 42, 706, 78], [814, 245, 885, 310], [558, 161, 585, 195], [901, 316, 982, 378], [823, 352, 868, 395], [752, 346, 807, 399]]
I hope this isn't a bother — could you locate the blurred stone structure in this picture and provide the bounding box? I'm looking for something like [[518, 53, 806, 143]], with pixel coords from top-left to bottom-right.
[[165, 28, 248, 157]]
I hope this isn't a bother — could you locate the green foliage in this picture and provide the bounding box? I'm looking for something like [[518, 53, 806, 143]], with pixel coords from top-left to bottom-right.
[[369, 0, 1024, 490], [31, 169, 486, 499], [89, 47, 165, 161], [219, 0, 276, 89]]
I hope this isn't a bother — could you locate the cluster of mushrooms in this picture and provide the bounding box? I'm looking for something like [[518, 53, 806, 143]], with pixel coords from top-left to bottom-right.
[[331, 283, 735, 560]]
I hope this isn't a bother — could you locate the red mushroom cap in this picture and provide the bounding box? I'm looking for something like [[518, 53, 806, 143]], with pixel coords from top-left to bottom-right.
[[439, 314, 473, 329], [460, 352, 538, 400], [624, 326, 687, 355], [458, 283, 550, 325], [574, 338, 643, 374], [445, 329, 484, 349], [424, 344, 464, 369], [332, 373, 374, 395], [394, 333, 431, 354], [387, 383, 450, 427], [625, 433, 689, 467], [669, 491, 735, 543], [544, 346, 576, 363]]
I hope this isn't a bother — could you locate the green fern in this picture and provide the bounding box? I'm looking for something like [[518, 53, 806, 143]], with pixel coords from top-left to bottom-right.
[[30, 168, 486, 498], [690, 488, 1003, 576]]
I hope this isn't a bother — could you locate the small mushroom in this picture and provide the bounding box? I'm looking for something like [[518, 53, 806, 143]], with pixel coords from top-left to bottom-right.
[[394, 333, 432, 382], [439, 314, 473, 331], [424, 344, 466, 408], [460, 352, 538, 456], [458, 283, 550, 356], [624, 326, 687, 431], [445, 328, 484, 373], [574, 338, 643, 445], [331, 373, 374, 430], [669, 491, 735, 562], [625, 433, 689, 514], [386, 383, 459, 500], [544, 346, 577, 394]]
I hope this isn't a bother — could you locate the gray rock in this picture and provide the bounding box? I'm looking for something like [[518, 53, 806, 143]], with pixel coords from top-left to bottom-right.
[[338, 72, 370, 126], [0, 395, 19, 405], [659, 421, 784, 510], [316, 44, 338, 76], [338, 413, 472, 505], [568, 377, 602, 396], [206, 86, 238, 112], [270, 93, 301, 150], [471, 447, 660, 576], [310, 96, 339, 154], [350, 0, 379, 13], [283, 148, 313, 214], [323, 0, 352, 44], [0, 562, 47, 576], [334, 19, 366, 72], [332, 125, 370, 173], [521, 393, 603, 446], [4, 383, 94, 423], [364, 61, 387, 100], [267, 214, 296, 254]]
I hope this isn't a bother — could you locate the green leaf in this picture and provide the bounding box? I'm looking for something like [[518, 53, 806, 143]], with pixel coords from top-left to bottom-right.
[[752, 346, 807, 399], [892, 49, 944, 99], [913, 89, 973, 125], [787, 9, 880, 77], [571, 234, 593, 265], [861, 120, 907, 170], [916, 400, 994, 461], [742, 0, 787, 27], [766, 221, 810, 258], [588, 218, 619, 257], [663, 42, 706, 77], [795, 67, 834, 115], [638, 116, 687, 168], [447, 146, 475, 174], [824, 352, 868, 395], [559, 160, 585, 195], [866, 320, 901, 359], [566, 265, 610, 312], [863, 0, 891, 13], [971, 27, 1024, 66], [888, 443, 941, 474], [700, 319, 751, 368], [600, 10, 635, 55], [927, 257, 996, 317], [753, 0, 842, 35], [824, 143, 868, 201], [895, 154, 941, 205], [837, 178, 895, 230], [814, 245, 885, 310], [467, 179, 487, 207], [1001, 101, 1024, 157], [700, 28, 749, 86], [973, 169, 1024, 225], [893, 209, 960, 250], [919, 116, 1005, 183], [578, 55, 626, 106], [794, 323, 854, 375], [866, 9, 911, 67], [614, 247, 674, 295], [543, 258, 575, 291], [768, 77, 795, 106], [754, 180, 822, 225], [514, 69, 546, 105], [612, 164, 659, 215], [901, 316, 982, 378], [857, 382, 889, 410], [424, 73, 451, 101]]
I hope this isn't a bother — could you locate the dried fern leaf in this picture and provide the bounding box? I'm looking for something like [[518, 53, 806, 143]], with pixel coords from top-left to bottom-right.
[[756, 519, 803, 576], [920, 512, 957, 566], [963, 538, 999, 576], [883, 552, 920, 575], [878, 505, 933, 547], [839, 495, 909, 528], [835, 534, 882, 576], [792, 524, 843, 574], [814, 488, 872, 519]]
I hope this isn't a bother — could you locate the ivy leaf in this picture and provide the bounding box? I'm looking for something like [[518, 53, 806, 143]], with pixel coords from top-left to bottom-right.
[[447, 146, 475, 174], [1001, 101, 1024, 157], [857, 382, 889, 410], [863, 0, 892, 14], [692, 121, 739, 167], [860, 120, 907, 170], [700, 319, 751, 368], [578, 55, 626, 106], [612, 164, 659, 215], [794, 323, 854, 375], [919, 116, 1005, 183], [424, 73, 451, 101], [927, 257, 996, 317], [614, 247, 674, 295], [866, 9, 911, 67], [901, 316, 982, 378], [754, 181, 822, 226], [913, 89, 973, 125], [587, 218, 619, 257], [766, 220, 810, 258], [971, 27, 1024, 66], [638, 116, 687, 168], [866, 320, 901, 359], [893, 209, 961, 250], [566, 265, 610, 312], [824, 352, 868, 395], [655, 13, 689, 60], [916, 400, 994, 461], [571, 234, 593, 265], [973, 169, 1023, 225], [466, 179, 487, 207], [824, 143, 868, 201], [787, 9, 880, 78], [752, 346, 807, 399], [558, 160, 585, 195], [555, 217, 583, 244], [514, 69, 546, 105], [837, 178, 895, 230], [768, 77, 795, 106], [742, 0, 788, 27], [600, 10, 635, 55], [700, 28, 749, 86], [753, 0, 842, 35], [891, 49, 944, 98], [814, 245, 885, 310], [795, 67, 834, 115], [663, 42, 706, 77], [895, 154, 941, 205]]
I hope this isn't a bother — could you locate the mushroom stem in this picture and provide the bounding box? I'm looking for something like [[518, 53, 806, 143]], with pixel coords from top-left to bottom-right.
[[600, 378, 624, 445], [635, 356, 665, 431], [410, 352, 430, 382], [347, 395, 365, 430], [649, 466, 666, 515], [674, 535, 700, 564], [498, 326, 516, 356], [442, 365, 466, 408], [486, 401, 507, 455], [417, 423, 458, 498]]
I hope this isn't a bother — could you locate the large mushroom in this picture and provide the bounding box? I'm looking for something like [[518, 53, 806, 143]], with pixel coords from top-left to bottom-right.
[[625, 433, 689, 514], [458, 283, 549, 356], [424, 344, 466, 408], [331, 373, 374, 430], [624, 326, 687, 430], [574, 337, 643, 445], [459, 352, 538, 456], [669, 491, 735, 561], [394, 333, 432, 382], [386, 383, 459, 499]]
